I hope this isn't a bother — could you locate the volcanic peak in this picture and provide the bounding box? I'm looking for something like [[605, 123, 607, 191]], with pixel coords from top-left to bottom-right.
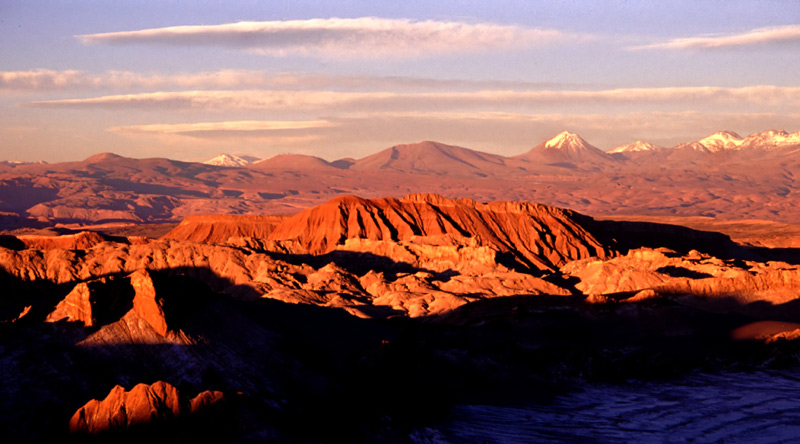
[[204, 153, 258, 167], [350, 140, 506, 176], [544, 131, 594, 151]]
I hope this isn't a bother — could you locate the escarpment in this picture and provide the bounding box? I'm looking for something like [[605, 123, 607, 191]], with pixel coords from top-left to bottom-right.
[[266, 193, 612, 272]]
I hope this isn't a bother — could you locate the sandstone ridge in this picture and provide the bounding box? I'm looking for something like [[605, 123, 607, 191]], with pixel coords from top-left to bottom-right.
[[267, 193, 611, 272]]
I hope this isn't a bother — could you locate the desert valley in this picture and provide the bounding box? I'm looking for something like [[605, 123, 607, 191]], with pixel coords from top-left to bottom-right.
[[4, 130, 800, 441]]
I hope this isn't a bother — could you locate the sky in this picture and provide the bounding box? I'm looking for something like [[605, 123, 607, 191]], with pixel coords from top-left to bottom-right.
[[2, 0, 800, 162]]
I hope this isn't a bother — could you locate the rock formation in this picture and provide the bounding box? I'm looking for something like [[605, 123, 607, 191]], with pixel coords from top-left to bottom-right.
[[69, 381, 224, 435], [267, 193, 611, 272], [162, 214, 285, 244]]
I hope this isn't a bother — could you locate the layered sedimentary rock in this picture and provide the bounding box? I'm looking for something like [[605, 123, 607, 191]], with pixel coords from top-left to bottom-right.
[[162, 214, 285, 244], [267, 193, 611, 271]]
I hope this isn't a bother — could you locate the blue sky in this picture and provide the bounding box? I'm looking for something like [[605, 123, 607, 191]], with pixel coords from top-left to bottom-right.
[[2, 0, 799, 161]]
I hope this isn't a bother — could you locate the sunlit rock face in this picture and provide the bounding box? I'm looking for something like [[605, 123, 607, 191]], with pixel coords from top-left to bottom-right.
[[69, 381, 225, 435], [267, 193, 611, 271]]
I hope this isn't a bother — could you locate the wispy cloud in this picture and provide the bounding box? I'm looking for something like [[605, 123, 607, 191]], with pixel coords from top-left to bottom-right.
[[632, 24, 800, 50], [0, 69, 297, 91], [0, 69, 570, 93], [109, 119, 334, 137], [24, 86, 800, 111], [76, 17, 573, 58]]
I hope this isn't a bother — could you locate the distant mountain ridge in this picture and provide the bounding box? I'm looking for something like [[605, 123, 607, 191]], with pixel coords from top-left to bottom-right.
[[2, 128, 800, 228], [608, 141, 663, 154]]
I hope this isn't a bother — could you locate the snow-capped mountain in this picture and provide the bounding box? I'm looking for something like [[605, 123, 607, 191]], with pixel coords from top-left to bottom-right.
[[542, 131, 600, 153], [515, 131, 614, 166], [608, 141, 662, 154], [204, 153, 260, 167], [696, 131, 744, 151], [740, 130, 800, 150]]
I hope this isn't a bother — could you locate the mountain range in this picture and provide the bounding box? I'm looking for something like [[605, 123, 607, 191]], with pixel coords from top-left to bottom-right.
[[4, 130, 800, 441], [1, 129, 799, 231]]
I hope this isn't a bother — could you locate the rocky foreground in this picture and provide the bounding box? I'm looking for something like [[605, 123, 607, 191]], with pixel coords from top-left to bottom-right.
[[2, 194, 800, 441]]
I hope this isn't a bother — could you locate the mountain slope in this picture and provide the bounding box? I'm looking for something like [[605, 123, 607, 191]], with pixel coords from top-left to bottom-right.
[[250, 154, 338, 171], [350, 141, 508, 177]]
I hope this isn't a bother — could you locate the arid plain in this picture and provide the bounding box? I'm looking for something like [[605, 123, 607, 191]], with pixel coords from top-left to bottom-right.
[[3, 130, 800, 441]]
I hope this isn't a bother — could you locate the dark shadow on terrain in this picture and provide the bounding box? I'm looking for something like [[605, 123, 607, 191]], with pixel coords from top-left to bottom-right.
[[746, 246, 800, 265], [0, 183, 60, 213], [586, 216, 800, 265], [586, 218, 748, 259], [101, 178, 210, 198], [269, 249, 461, 282], [0, 235, 26, 250], [656, 265, 714, 279]]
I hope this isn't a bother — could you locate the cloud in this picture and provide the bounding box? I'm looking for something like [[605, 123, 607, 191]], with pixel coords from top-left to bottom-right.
[[632, 24, 800, 50], [109, 119, 334, 137], [24, 86, 800, 112], [0, 69, 571, 93], [77, 17, 572, 58]]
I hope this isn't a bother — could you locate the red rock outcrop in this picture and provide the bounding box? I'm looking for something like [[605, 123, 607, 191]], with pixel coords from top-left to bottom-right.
[[17, 231, 107, 250], [46, 275, 132, 327], [161, 214, 286, 244], [69, 381, 224, 435], [562, 247, 800, 318], [46, 269, 180, 336], [129, 269, 169, 336], [268, 193, 611, 271]]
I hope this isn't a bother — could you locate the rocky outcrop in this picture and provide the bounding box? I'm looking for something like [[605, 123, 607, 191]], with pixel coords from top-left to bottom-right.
[[45, 269, 192, 337], [268, 193, 611, 272], [46, 275, 133, 327], [562, 247, 800, 318], [17, 231, 107, 250], [69, 381, 224, 435], [161, 214, 286, 244]]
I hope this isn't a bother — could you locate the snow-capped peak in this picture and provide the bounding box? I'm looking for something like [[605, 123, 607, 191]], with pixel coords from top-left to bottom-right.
[[544, 131, 586, 149], [542, 131, 603, 155], [204, 153, 258, 167], [697, 131, 743, 151], [741, 130, 800, 149], [608, 141, 662, 154]]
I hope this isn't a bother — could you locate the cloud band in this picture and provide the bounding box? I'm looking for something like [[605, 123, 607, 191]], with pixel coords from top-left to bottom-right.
[[77, 17, 569, 58]]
